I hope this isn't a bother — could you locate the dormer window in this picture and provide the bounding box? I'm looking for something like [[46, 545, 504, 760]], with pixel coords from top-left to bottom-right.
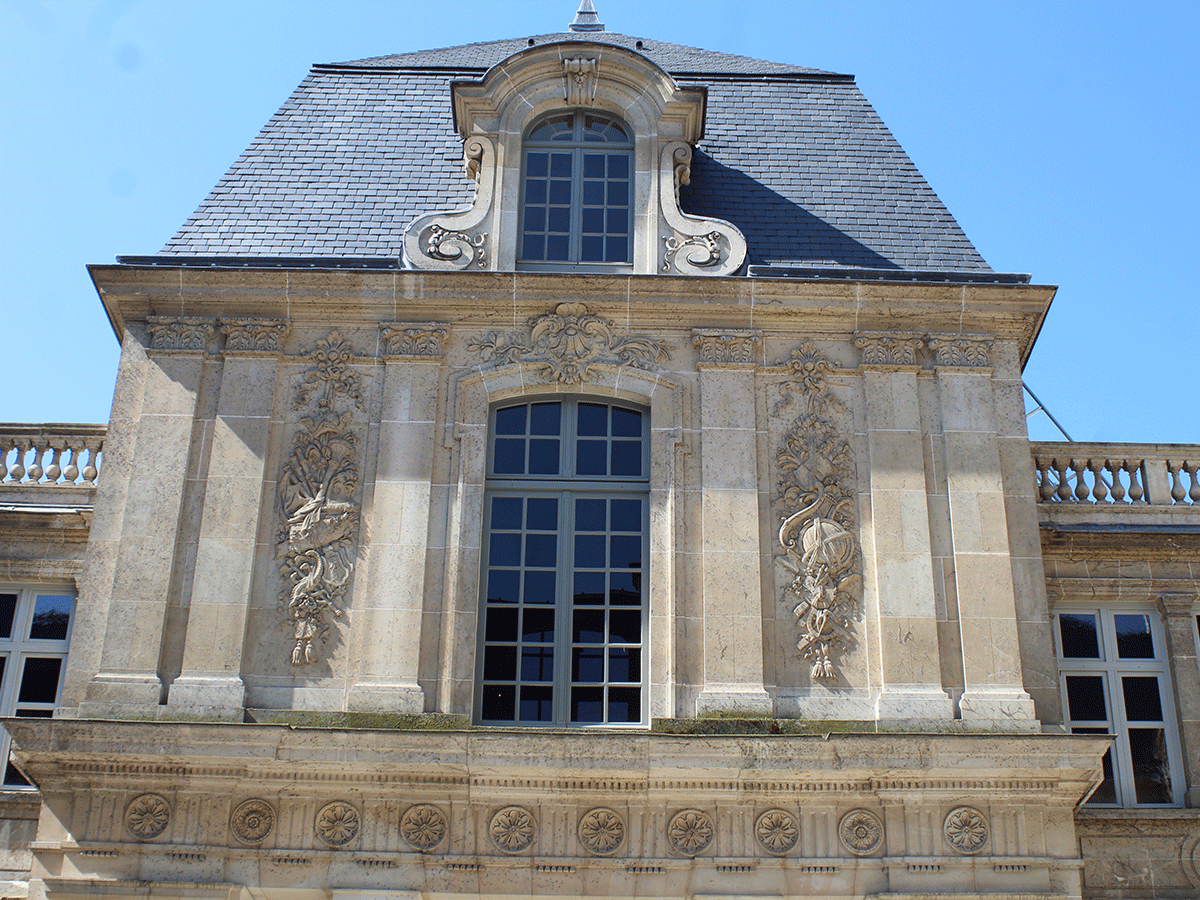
[[519, 112, 633, 270]]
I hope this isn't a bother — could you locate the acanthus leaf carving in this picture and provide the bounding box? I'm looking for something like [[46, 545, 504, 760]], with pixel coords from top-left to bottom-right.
[[773, 344, 861, 683], [381, 323, 449, 357], [147, 317, 215, 352], [927, 335, 993, 368], [562, 58, 599, 106], [693, 329, 761, 364], [659, 142, 746, 277], [854, 334, 922, 367], [469, 301, 670, 384], [404, 136, 495, 271]]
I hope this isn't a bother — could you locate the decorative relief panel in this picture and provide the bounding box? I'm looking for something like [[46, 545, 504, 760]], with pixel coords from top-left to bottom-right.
[[693, 329, 762, 364], [773, 344, 862, 682], [277, 333, 366, 666], [381, 323, 448, 357], [469, 301, 670, 384], [489, 806, 536, 854], [316, 801, 360, 847], [659, 143, 747, 277], [667, 809, 714, 857], [755, 809, 799, 854], [838, 808, 883, 856], [401, 804, 448, 852], [578, 808, 625, 856], [927, 335, 993, 368], [943, 806, 989, 854], [222, 318, 290, 353], [562, 57, 598, 105], [147, 317, 215, 352], [124, 793, 171, 841], [1183, 831, 1200, 890], [230, 799, 275, 845], [854, 334, 922, 366]]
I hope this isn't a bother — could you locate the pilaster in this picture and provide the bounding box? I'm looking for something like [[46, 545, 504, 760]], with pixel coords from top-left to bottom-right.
[[1158, 593, 1200, 807]]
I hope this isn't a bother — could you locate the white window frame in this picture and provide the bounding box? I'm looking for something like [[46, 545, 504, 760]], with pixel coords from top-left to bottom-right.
[[1054, 604, 1185, 808]]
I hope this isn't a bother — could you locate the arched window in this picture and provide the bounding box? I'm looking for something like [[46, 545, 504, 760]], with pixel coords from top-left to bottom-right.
[[477, 398, 648, 725], [518, 112, 633, 270]]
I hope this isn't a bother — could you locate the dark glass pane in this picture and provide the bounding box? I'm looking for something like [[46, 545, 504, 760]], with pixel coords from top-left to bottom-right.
[[522, 233, 545, 261], [0, 658, 5, 681], [524, 533, 557, 567], [573, 609, 605, 643], [495, 406, 527, 435], [573, 571, 605, 605], [609, 609, 641, 644], [575, 534, 606, 568], [524, 179, 547, 204], [549, 181, 572, 207], [609, 648, 640, 683], [608, 687, 640, 723], [521, 646, 554, 682], [17, 657, 61, 704], [605, 235, 629, 264], [581, 236, 604, 262], [607, 181, 628, 205], [546, 234, 569, 261], [583, 154, 605, 177], [526, 497, 558, 530], [522, 608, 555, 642], [530, 402, 562, 436], [524, 207, 545, 232], [582, 208, 604, 234], [611, 440, 640, 476], [547, 205, 571, 232], [608, 154, 629, 177], [577, 440, 607, 475], [1122, 676, 1164, 721], [572, 647, 604, 682], [1115, 614, 1155, 659], [582, 180, 604, 206], [609, 571, 641, 605], [610, 535, 642, 569], [0, 595, 16, 639], [1128, 728, 1174, 804], [526, 151, 549, 175], [610, 499, 641, 532], [528, 438, 560, 475], [519, 685, 553, 722], [3, 763, 30, 788], [578, 403, 607, 436], [482, 684, 515, 720], [575, 498, 606, 532], [493, 438, 525, 475], [491, 496, 523, 530], [550, 153, 572, 177], [1058, 613, 1100, 658], [483, 645, 516, 680], [489, 533, 521, 567], [523, 570, 556, 604], [1065, 675, 1108, 722], [571, 686, 604, 723], [606, 208, 628, 234], [486, 570, 520, 604], [485, 607, 519, 642]]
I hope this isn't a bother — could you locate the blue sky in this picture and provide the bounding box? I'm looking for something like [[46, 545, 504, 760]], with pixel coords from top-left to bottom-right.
[[2, 0, 1196, 443]]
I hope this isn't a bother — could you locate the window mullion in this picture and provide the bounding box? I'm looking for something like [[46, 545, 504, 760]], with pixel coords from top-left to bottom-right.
[[553, 488, 574, 726], [570, 146, 584, 264]]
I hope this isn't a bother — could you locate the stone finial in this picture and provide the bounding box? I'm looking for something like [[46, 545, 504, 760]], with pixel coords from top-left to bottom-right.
[[568, 0, 604, 32]]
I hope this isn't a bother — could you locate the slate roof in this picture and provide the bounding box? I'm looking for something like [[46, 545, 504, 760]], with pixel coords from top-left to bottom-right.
[[159, 32, 992, 274]]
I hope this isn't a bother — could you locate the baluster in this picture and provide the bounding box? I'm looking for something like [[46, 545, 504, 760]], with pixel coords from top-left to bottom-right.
[[1089, 459, 1108, 502], [8, 439, 28, 482], [1107, 460, 1126, 503], [1073, 458, 1091, 501], [1168, 461, 1187, 504], [1055, 459, 1072, 502], [81, 439, 101, 484], [1187, 462, 1200, 505], [27, 438, 46, 483], [45, 440, 63, 483], [1127, 460, 1145, 503], [1036, 457, 1056, 502], [0, 437, 11, 484], [61, 444, 79, 483]]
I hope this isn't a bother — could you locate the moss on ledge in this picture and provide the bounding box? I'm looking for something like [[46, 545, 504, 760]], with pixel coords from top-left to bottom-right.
[[245, 710, 471, 731]]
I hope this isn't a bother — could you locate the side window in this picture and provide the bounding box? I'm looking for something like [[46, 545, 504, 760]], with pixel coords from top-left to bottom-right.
[[519, 111, 633, 270], [477, 398, 648, 726], [0, 586, 75, 787], [1055, 607, 1183, 806]]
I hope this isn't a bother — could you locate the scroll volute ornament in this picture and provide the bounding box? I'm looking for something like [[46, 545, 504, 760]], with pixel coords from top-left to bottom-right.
[[402, 136, 493, 271], [660, 142, 746, 276]]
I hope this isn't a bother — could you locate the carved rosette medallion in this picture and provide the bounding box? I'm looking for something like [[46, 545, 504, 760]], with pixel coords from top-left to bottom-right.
[[854, 334, 922, 366], [943, 806, 989, 855], [381, 323, 449, 357], [755, 809, 799, 854], [125, 793, 171, 841], [230, 799, 276, 845], [400, 804, 448, 852], [469, 302, 670, 384], [693, 329, 762, 364], [773, 344, 862, 682], [147, 317, 215, 352], [578, 808, 625, 856], [315, 801, 360, 847], [667, 809, 714, 857], [277, 332, 366, 666], [838, 809, 883, 856], [562, 57, 598, 105], [222, 318, 290, 353], [927, 336, 993, 368], [489, 806, 536, 854]]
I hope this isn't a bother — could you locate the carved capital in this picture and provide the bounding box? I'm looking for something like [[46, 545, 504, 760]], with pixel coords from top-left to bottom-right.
[[1157, 593, 1199, 618], [147, 317, 215, 353], [381, 323, 449, 358], [221, 318, 290, 354], [693, 329, 762, 364], [853, 333, 922, 367], [928, 335, 993, 368], [562, 58, 598, 105]]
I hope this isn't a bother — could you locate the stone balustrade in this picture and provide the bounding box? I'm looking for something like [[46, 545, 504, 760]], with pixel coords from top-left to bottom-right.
[[0, 425, 105, 487], [1032, 442, 1199, 507]]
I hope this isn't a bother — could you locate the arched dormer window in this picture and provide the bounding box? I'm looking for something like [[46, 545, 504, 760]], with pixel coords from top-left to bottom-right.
[[519, 112, 633, 270]]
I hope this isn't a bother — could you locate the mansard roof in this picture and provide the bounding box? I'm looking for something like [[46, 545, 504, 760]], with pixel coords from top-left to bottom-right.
[[158, 32, 992, 275]]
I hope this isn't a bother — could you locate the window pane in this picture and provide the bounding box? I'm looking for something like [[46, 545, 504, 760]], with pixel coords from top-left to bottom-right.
[[610, 499, 641, 532], [489, 533, 521, 567], [547, 205, 571, 232], [608, 687, 640, 723], [522, 571, 556, 604], [523, 206, 545, 232], [609, 571, 641, 605], [482, 684, 515, 720], [610, 535, 642, 569], [522, 233, 545, 261], [605, 235, 629, 264], [519, 685, 553, 722], [608, 648, 640, 682], [486, 607, 518, 642], [0, 595, 15, 639], [606, 207, 628, 234], [483, 646, 516, 680], [581, 235, 604, 262], [486, 570, 520, 604], [1065, 675, 1108, 722], [528, 439, 560, 474], [1073, 728, 1118, 804], [524, 178, 548, 204], [609, 609, 641, 644], [1121, 676, 1164, 721], [1114, 614, 1155, 658], [571, 687, 604, 723], [573, 610, 605, 643], [491, 497, 523, 529], [17, 657, 61, 704], [611, 440, 640, 476], [607, 154, 629, 177], [573, 572, 605, 605], [1059, 613, 1100, 658], [574, 535, 606, 568], [572, 647, 604, 682], [583, 154, 605, 178], [607, 180, 628, 205], [1128, 728, 1173, 804], [582, 180, 604, 206], [581, 207, 605, 234], [495, 406, 526, 435], [526, 498, 558, 530], [575, 498, 606, 531], [546, 234, 569, 261], [3, 763, 31, 788], [578, 403, 607, 436], [493, 439, 525, 474], [522, 608, 555, 642], [526, 151, 549, 174], [549, 153, 572, 177], [521, 647, 554, 681], [524, 533, 557, 567], [530, 402, 562, 436]]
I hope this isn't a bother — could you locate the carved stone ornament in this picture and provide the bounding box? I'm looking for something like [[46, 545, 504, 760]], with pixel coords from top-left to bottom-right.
[[469, 301, 670, 384], [693, 329, 762, 364], [230, 799, 276, 845], [294, 332, 364, 411], [755, 809, 799, 854], [943, 806, 989, 855], [403, 136, 494, 271], [1182, 831, 1200, 890], [838, 808, 883, 856], [854, 334, 922, 366], [222, 318, 290, 353], [125, 793, 171, 841], [401, 804, 448, 852], [562, 57, 598, 105], [578, 807, 625, 856], [315, 801, 360, 847], [659, 142, 746, 276], [381, 323, 449, 357], [774, 344, 862, 682], [147, 317, 215, 352], [927, 335, 993, 368], [667, 809, 714, 857], [489, 806, 536, 854]]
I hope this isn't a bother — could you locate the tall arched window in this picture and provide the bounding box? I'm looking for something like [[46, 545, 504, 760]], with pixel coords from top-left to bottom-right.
[[518, 112, 633, 270], [477, 398, 648, 725]]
